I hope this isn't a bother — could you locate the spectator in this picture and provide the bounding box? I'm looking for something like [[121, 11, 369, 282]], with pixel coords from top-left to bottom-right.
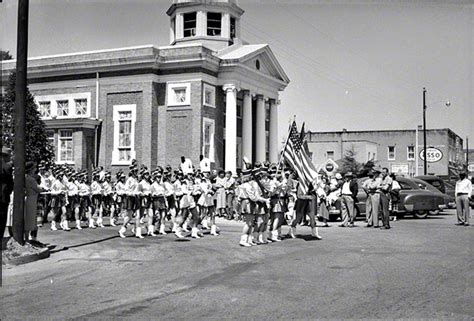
[[455, 172, 471, 226], [1, 146, 14, 240], [199, 154, 211, 174], [25, 162, 47, 246], [180, 156, 194, 175]]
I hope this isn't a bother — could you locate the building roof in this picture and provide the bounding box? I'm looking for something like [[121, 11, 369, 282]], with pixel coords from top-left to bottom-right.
[[216, 44, 267, 60]]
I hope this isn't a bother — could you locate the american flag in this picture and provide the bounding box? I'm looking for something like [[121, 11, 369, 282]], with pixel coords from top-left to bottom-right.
[[283, 121, 318, 194]]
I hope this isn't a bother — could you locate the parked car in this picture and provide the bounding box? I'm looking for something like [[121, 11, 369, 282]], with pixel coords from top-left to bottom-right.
[[415, 175, 455, 199], [328, 176, 446, 220], [415, 175, 446, 193], [411, 178, 455, 212]]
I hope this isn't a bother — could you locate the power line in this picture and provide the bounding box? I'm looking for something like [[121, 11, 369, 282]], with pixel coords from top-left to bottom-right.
[[242, 21, 408, 112]]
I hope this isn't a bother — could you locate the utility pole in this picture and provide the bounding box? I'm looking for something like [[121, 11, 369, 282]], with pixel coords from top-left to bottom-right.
[[12, 0, 29, 245], [423, 88, 427, 175], [467, 136, 469, 169]]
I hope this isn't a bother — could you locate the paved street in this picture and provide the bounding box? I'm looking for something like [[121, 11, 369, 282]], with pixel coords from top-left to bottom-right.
[[1, 210, 473, 320]]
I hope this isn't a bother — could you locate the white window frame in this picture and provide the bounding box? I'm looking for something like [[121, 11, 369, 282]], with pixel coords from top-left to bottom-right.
[[74, 98, 88, 116], [202, 117, 215, 162], [112, 104, 137, 165], [57, 130, 74, 164], [46, 130, 56, 161], [38, 101, 52, 118], [388, 146, 396, 161], [56, 99, 70, 118], [203, 83, 216, 108], [34, 92, 91, 119], [407, 146, 415, 161], [167, 83, 191, 107]]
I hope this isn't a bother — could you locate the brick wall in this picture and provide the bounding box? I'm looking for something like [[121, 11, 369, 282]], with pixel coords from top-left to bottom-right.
[[101, 87, 144, 171]]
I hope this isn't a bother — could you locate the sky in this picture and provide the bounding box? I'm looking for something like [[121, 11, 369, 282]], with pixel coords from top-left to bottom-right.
[[1, 0, 473, 146]]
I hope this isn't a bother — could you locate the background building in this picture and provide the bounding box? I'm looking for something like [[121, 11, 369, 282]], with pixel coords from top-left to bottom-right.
[[0, 0, 289, 174], [307, 128, 464, 179]]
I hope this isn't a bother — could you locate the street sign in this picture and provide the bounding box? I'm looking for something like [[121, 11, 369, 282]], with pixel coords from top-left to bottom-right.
[[318, 159, 339, 176], [419, 147, 443, 163]]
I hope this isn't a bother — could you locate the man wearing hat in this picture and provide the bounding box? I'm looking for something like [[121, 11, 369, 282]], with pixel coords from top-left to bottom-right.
[[377, 167, 392, 229], [339, 172, 358, 227], [362, 170, 382, 227], [1, 147, 14, 240]]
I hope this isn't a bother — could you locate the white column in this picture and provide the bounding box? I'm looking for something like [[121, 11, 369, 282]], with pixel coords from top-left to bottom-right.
[[223, 84, 238, 174], [197, 11, 206, 37], [175, 13, 183, 39], [269, 98, 279, 163], [242, 90, 253, 163], [170, 16, 176, 44], [222, 13, 230, 39], [255, 95, 266, 162]]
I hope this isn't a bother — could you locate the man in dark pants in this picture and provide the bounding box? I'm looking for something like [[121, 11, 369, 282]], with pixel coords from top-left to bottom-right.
[[1, 147, 14, 240], [378, 167, 392, 229]]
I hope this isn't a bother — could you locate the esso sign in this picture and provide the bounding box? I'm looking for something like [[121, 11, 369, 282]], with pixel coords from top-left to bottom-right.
[[419, 148, 443, 163], [325, 163, 334, 172]]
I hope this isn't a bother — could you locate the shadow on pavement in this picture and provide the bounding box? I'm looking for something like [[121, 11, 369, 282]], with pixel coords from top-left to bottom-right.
[[49, 235, 120, 254], [295, 235, 322, 241]]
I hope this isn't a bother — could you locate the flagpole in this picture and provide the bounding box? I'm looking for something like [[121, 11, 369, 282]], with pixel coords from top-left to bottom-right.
[[275, 115, 296, 175]]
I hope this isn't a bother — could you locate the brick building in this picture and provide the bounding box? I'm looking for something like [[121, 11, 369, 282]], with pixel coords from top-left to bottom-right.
[[306, 128, 464, 179], [0, 0, 290, 174]]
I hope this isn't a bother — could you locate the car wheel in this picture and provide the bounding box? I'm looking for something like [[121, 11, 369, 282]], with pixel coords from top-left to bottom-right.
[[413, 210, 428, 219], [429, 210, 440, 215]]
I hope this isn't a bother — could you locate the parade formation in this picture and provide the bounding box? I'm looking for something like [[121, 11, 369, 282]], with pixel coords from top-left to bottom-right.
[[12, 157, 318, 247], [7, 153, 427, 249]]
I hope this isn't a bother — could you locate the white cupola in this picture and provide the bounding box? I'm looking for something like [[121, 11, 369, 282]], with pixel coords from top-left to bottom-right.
[[166, 0, 244, 51]]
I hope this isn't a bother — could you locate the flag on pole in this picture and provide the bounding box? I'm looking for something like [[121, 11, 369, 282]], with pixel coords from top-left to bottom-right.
[[283, 121, 318, 194]]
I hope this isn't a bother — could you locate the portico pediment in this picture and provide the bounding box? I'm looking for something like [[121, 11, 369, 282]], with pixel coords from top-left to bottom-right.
[[216, 44, 290, 87]]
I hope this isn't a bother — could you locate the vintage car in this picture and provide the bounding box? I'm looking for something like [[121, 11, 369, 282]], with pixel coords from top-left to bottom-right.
[[415, 175, 456, 199], [328, 176, 447, 220], [411, 178, 455, 211]]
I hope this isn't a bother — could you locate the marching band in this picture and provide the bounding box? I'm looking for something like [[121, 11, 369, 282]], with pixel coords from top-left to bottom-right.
[[32, 159, 324, 247]]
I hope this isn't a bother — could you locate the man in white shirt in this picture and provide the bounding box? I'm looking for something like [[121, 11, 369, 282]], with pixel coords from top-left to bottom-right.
[[199, 154, 211, 174], [180, 156, 194, 175], [455, 172, 472, 226]]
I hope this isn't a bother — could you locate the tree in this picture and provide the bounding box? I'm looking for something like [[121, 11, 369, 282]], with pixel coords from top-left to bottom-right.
[[340, 145, 362, 175], [0, 50, 13, 60], [1, 71, 55, 166], [359, 159, 376, 177]]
